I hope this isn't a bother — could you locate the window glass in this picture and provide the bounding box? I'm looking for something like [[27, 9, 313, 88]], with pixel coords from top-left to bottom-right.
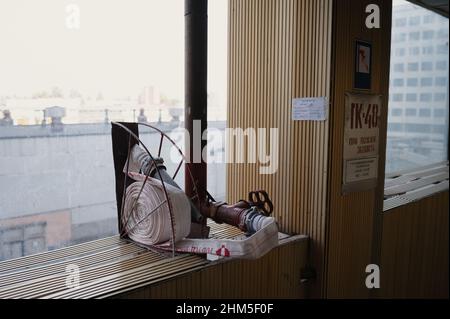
[[422, 45, 434, 55], [409, 31, 420, 40], [0, 0, 228, 260], [435, 77, 447, 86], [422, 30, 434, 40], [436, 61, 447, 70], [406, 93, 417, 102], [407, 78, 418, 86], [395, 48, 406, 56], [393, 78, 405, 86], [419, 109, 431, 117], [409, 16, 420, 26], [409, 47, 420, 55], [421, 61, 433, 71], [420, 93, 432, 101], [434, 109, 445, 117], [393, 93, 404, 102], [421, 77, 433, 86], [392, 108, 403, 116], [435, 93, 446, 102], [207, 0, 227, 201], [394, 63, 405, 72], [395, 18, 407, 27], [387, 0, 449, 173], [406, 108, 417, 116], [394, 33, 407, 42], [408, 62, 419, 71]]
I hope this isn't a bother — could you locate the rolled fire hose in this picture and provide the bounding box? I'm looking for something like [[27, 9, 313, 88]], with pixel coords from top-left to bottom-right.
[[122, 146, 279, 259], [122, 178, 191, 246]]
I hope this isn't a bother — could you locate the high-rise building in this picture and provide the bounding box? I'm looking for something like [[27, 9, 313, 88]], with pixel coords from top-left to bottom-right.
[[387, 0, 449, 173]]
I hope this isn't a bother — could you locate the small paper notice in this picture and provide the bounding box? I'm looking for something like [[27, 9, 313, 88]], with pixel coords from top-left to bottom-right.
[[292, 97, 328, 121]]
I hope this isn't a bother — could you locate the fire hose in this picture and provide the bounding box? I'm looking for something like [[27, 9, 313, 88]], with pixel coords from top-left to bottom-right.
[[121, 145, 279, 259]]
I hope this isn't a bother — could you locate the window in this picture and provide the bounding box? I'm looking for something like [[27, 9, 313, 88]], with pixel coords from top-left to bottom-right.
[[419, 109, 431, 117], [408, 62, 419, 71], [406, 93, 417, 102], [409, 16, 420, 26], [409, 32, 420, 40], [394, 63, 405, 72], [422, 46, 434, 55], [422, 30, 434, 40], [421, 77, 433, 86], [395, 48, 406, 56], [434, 109, 446, 117], [436, 61, 447, 70], [393, 78, 405, 87], [387, 0, 449, 174], [409, 47, 420, 55], [393, 93, 404, 102], [394, 33, 407, 42], [437, 29, 449, 38], [424, 15, 434, 24], [395, 18, 407, 27], [421, 62, 433, 71], [435, 93, 446, 102], [207, 0, 228, 201], [407, 78, 418, 86], [0, 0, 229, 261], [405, 123, 430, 133], [435, 77, 447, 86], [388, 123, 403, 132], [437, 44, 449, 54], [420, 93, 432, 102]]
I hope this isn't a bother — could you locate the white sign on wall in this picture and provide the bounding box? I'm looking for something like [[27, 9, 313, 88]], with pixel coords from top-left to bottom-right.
[[342, 92, 382, 192], [292, 97, 328, 121]]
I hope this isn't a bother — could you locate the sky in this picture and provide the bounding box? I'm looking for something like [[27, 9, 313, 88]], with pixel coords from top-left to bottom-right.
[[0, 0, 227, 105]]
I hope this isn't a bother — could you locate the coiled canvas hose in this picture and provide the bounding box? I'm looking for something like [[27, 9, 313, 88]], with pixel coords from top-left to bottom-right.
[[122, 174, 279, 259], [122, 178, 191, 246]]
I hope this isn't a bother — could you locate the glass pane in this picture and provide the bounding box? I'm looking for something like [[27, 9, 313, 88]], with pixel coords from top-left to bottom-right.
[[0, 0, 186, 260], [207, 0, 227, 201], [386, 0, 449, 174]]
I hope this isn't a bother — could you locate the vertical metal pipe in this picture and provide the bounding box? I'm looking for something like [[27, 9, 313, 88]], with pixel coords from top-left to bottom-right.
[[185, 0, 208, 202]]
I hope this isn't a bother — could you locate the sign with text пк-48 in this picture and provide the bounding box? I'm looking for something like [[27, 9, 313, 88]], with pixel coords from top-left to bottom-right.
[[343, 92, 381, 192]]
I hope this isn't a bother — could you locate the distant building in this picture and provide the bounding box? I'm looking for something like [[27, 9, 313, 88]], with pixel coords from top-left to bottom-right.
[[139, 86, 161, 107], [137, 108, 148, 123], [387, 1, 449, 172], [0, 110, 13, 126]]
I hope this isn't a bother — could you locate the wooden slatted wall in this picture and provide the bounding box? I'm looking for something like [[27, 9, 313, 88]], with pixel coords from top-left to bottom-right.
[[114, 239, 308, 299], [227, 0, 333, 297], [379, 191, 449, 298], [326, 0, 392, 298]]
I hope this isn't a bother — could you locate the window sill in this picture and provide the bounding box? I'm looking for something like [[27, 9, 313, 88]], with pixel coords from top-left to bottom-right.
[[384, 161, 449, 212], [0, 221, 306, 299]]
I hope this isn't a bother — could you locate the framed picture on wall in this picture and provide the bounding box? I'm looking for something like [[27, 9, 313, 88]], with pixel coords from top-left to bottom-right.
[[354, 40, 372, 90]]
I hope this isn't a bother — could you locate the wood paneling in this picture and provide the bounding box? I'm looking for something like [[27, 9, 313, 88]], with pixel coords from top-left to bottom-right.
[[325, 0, 392, 298], [379, 191, 449, 299], [227, 0, 332, 297], [226, 0, 447, 300], [116, 238, 308, 299]]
